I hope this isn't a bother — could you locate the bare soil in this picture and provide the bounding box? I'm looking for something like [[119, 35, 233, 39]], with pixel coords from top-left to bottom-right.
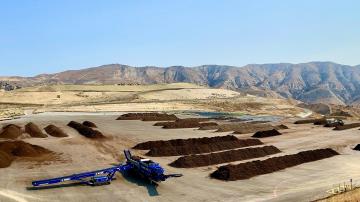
[[25, 122, 48, 138], [252, 129, 281, 138], [334, 123, 360, 130], [82, 121, 97, 128], [0, 124, 22, 139]]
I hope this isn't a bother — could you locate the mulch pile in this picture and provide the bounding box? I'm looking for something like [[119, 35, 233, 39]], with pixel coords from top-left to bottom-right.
[[334, 123, 360, 130], [353, 144, 360, 151], [82, 121, 97, 128], [25, 122, 48, 138], [67, 121, 105, 138], [133, 135, 258, 150], [252, 129, 281, 138], [116, 113, 178, 121], [169, 145, 281, 168], [0, 124, 22, 139], [154, 118, 217, 129], [294, 118, 326, 124], [146, 139, 263, 156], [233, 124, 287, 134], [210, 148, 338, 181], [44, 125, 68, 137], [0, 141, 52, 168]]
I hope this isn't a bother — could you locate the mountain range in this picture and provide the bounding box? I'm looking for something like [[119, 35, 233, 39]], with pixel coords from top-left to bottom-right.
[[1, 62, 360, 105]]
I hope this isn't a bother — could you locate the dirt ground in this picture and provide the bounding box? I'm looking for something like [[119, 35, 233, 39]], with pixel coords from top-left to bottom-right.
[[0, 112, 360, 202]]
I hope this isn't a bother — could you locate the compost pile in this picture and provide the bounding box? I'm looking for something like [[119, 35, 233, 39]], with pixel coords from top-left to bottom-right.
[[82, 121, 97, 128], [169, 145, 281, 168], [353, 144, 360, 151], [116, 113, 178, 121], [233, 124, 287, 134], [134, 135, 263, 156], [252, 129, 281, 138], [210, 148, 338, 181], [0, 141, 52, 168], [67, 121, 104, 138], [334, 123, 360, 131], [0, 124, 22, 139], [25, 122, 48, 138], [44, 125, 68, 137], [154, 118, 217, 129], [294, 118, 326, 124]]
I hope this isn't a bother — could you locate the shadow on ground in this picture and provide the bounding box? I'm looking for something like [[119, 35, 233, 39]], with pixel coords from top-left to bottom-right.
[[120, 172, 159, 196]]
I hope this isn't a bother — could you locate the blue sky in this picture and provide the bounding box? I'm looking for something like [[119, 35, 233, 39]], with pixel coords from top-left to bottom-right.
[[0, 0, 359, 76]]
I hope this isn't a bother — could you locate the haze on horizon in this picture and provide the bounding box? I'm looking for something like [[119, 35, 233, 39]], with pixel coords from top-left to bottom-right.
[[0, 0, 359, 76]]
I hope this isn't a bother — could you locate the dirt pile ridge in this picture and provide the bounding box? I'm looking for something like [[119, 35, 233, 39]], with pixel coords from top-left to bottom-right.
[[210, 148, 339, 181], [294, 118, 326, 124], [252, 129, 281, 138], [44, 125, 68, 137], [353, 144, 360, 151], [154, 118, 216, 129], [169, 145, 281, 168], [25, 122, 47, 138], [116, 113, 178, 121], [0, 124, 22, 139], [82, 121, 97, 128], [133, 135, 248, 150], [0, 141, 52, 168], [146, 139, 264, 156], [334, 123, 360, 130], [232, 124, 286, 134], [67, 121, 105, 138]]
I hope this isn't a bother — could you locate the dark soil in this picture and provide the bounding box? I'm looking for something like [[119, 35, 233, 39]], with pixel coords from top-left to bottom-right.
[[276, 124, 289, 130], [169, 145, 281, 168], [133, 135, 258, 150], [334, 123, 360, 130], [324, 122, 343, 127], [313, 119, 328, 125], [210, 148, 338, 181], [294, 118, 326, 124], [233, 124, 286, 134], [0, 124, 22, 139], [146, 139, 264, 157], [116, 113, 178, 121], [353, 144, 360, 151], [0, 141, 52, 168], [25, 122, 48, 138], [154, 118, 216, 129], [252, 129, 281, 138], [82, 121, 97, 128], [67, 121, 105, 138], [44, 125, 68, 137]]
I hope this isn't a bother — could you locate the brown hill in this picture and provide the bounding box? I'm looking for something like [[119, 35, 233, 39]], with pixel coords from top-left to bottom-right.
[[2, 62, 360, 105]]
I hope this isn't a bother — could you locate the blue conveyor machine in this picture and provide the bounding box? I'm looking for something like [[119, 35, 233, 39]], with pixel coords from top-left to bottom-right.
[[32, 150, 182, 187]]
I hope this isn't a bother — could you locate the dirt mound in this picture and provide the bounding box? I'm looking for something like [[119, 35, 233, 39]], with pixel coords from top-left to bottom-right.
[[154, 118, 216, 129], [276, 124, 289, 130], [0, 124, 22, 139], [0, 151, 13, 168], [233, 124, 286, 134], [313, 119, 328, 125], [210, 148, 338, 181], [252, 129, 281, 138], [44, 125, 68, 137], [330, 110, 352, 117], [324, 122, 343, 127], [25, 122, 47, 138], [0, 141, 52, 168], [353, 144, 360, 151], [67, 121, 105, 138], [116, 113, 178, 121], [82, 121, 97, 128], [294, 118, 326, 124], [334, 123, 360, 130], [169, 146, 281, 168], [146, 139, 264, 157], [133, 135, 251, 150]]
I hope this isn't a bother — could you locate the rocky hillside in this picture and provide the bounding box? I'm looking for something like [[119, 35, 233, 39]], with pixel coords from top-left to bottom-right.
[[2, 62, 360, 105]]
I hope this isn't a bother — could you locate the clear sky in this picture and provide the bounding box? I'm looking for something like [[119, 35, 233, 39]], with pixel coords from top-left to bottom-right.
[[0, 0, 359, 76]]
